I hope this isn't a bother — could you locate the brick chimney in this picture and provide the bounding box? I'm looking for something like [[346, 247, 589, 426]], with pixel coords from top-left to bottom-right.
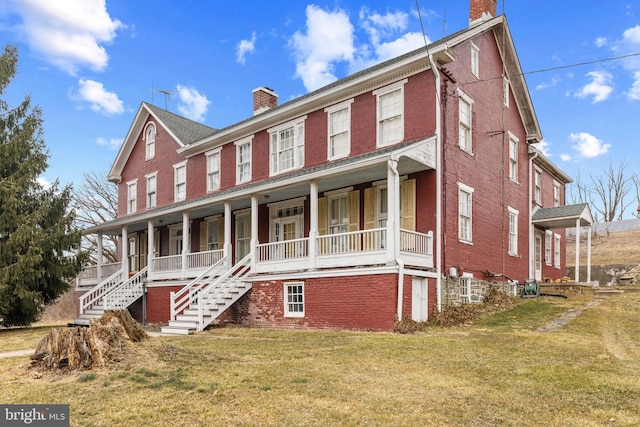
[[252, 87, 278, 115], [469, 0, 497, 25]]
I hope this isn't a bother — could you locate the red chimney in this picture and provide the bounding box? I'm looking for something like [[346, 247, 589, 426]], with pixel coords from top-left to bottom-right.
[[252, 87, 278, 115], [470, 0, 497, 24]]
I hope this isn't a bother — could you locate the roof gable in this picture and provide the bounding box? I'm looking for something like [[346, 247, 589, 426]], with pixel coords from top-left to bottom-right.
[[108, 102, 217, 182]]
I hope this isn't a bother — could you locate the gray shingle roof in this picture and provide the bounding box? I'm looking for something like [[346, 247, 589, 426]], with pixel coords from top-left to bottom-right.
[[145, 103, 218, 145], [532, 203, 593, 228]]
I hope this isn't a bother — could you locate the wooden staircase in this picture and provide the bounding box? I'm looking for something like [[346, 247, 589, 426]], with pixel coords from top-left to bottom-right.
[[161, 255, 252, 335], [72, 267, 148, 326]]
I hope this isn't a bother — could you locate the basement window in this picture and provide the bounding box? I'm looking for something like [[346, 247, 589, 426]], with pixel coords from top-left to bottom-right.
[[284, 282, 304, 318]]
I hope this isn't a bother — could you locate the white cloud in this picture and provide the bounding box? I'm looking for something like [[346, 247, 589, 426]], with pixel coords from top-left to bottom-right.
[[75, 79, 124, 116], [535, 139, 551, 157], [628, 71, 640, 100], [37, 176, 52, 189], [290, 5, 355, 92], [236, 32, 257, 64], [360, 8, 409, 46], [535, 76, 560, 91], [594, 37, 608, 48], [175, 85, 210, 122], [3, 0, 123, 74], [96, 137, 123, 150], [574, 71, 613, 103], [560, 153, 572, 162], [569, 132, 611, 158], [611, 25, 640, 99]]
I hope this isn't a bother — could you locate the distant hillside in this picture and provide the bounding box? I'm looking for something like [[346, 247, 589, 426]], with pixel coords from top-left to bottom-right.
[[567, 229, 640, 267]]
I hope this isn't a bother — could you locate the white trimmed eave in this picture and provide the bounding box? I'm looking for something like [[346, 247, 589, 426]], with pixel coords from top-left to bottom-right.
[[108, 103, 186, 183], [533, 149, 573, 184]]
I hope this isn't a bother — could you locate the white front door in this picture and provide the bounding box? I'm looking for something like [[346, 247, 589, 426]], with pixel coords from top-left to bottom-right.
[[411, 277, 428, 321], [534, 232, 542, 281], [235, 212, 251, 261]]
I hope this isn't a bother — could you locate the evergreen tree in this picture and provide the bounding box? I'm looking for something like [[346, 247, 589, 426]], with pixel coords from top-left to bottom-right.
[[0, 45, 86, 326]]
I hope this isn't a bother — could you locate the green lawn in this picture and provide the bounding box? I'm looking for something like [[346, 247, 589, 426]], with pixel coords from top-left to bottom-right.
[[1, 291, 639, 426]]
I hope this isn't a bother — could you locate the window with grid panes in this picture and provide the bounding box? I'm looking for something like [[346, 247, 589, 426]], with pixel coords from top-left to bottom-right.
[[284, 282, 304, 317], [206, 150, 220, 191]]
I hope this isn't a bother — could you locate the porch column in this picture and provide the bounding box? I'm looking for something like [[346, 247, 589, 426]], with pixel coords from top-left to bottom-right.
[[575, 218, 580, 283], [96, 231, 103, 280], [182, 211, 190, 279], [121, 225, 129, 278], [587, 224, 592, 284], [147, 220, 154, 280], [224, 202, 232, 268], [250, 195, 258, 272], [387, 159, 400, 264], [309, 180, 318, 270]]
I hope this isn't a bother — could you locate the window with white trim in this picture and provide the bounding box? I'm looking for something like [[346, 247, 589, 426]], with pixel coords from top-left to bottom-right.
[[206, 216, 221, 251], [460, 276, 472, 303], [508, 206, 518, 256], [471, 42, 479, 78], [326, 100, 353, 160], [554, 234, 561, 268], [553, 181, 561, 207], [545, 231, 552, 265], [127, 180, 137, 214], [206, 148, 221, 192], [145, 124, 155, 160], [329, 194, 349, 235], [458, 182, 474, 243], [374, 80, 406, 147], [269, 117, 306, 175], [503, 77, 510, 107], [174, 161, 187, 202], [146, 173, 156, 209], [284, 282, 304, 317], [534, 168, 542, 205], [509, 132, 518, 182], [236, 137, 252, 184], [458, 90, 473, 153]]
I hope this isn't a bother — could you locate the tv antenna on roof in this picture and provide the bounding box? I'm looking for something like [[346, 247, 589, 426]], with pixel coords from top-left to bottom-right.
[[148, 81, 172, 110]]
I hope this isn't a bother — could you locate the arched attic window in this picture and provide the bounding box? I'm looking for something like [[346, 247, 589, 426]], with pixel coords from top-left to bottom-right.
[[145, 123, 156, 160]]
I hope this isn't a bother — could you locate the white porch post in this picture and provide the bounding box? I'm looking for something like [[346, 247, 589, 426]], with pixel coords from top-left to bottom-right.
[[250, 195, 258, 272], [147, 220, 154, 280], [96, 231, 103, 280], [121, 225, 129, 278], [386, 159, 399, 264], [309, 180, 318, 270], [587, 224, 592, 284], [182, 212, 189, 279], [575, 218, 580, 283], [224, 202, 232, 268]]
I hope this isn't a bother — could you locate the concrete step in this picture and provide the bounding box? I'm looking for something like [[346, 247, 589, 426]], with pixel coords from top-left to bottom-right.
[[169, 319, 199, 329], [160, 326, 192, 335]]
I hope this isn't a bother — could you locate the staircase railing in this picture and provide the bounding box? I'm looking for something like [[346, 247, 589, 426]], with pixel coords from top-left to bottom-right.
[[197, 254, 252, 331], [169, 256, 227, 320], [102, 266, 149, 310], [79, 268, 124, 314]]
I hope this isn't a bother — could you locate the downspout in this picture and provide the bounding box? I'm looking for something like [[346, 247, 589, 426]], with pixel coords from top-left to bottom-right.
[[389, 159, 405, 319], [528, 148, 539, 279], [428, 54, 443, 312]]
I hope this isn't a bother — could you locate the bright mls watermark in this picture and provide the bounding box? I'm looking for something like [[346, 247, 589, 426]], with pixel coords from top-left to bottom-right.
[[1, 405, 69, 426]]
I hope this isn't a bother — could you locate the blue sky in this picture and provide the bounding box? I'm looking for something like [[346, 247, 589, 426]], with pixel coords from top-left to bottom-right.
[[1, 0, 639, 205]]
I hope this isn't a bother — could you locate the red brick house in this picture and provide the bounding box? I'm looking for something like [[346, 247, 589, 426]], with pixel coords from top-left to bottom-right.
[[75, 0, 592, 333]]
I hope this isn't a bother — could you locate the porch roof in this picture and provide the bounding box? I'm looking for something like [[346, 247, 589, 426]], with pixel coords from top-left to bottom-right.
[[531, 203, 593, 229], [86, 136, 436, 235]]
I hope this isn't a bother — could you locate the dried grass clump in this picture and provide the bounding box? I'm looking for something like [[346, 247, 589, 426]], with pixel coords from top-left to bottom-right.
[[30, 310, 147, 372]]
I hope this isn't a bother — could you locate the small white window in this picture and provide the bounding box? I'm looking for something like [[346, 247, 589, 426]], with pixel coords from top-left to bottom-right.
[[374, 80, 407, 147], [146, 173, 157, 209], [174, 161, 187, 202], [545, 231, 552, 266], [554, 234, 561, 268], [145, 124, 156, 160], [534, 168, 542, 205], [236, 137, 252, 184], [508, 132, 518, 182], [471, 42, 479, 78], [508, 206, 518, 256], [269, 117, 306, 176], [503, 77, 510, 107], [206, 148, 221, 192], [458, 182, 474, 244], [326, 99, 353, 160], [553, 181, 561, 207], [460, 276, 472, 304], [458, 89, 473, 153], [127, 180, 137, 214], [284, 282, 304, 317]]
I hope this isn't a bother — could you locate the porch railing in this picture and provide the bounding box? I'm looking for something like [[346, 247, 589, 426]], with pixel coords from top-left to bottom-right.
[[152, 254, 182, 272], [258, 238, 309, 262], [79, 268, 124, 315], [317, 228, 386, 255], [400, 230, 433, 255], [170, 256, 227, 320], [188, 249, 224, 269], [102, 266, 148, 310]]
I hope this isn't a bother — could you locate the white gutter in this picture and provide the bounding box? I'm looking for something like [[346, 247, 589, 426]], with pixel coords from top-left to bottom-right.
[[428, 54, 443, 312], [528, 147, 539, 279]]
